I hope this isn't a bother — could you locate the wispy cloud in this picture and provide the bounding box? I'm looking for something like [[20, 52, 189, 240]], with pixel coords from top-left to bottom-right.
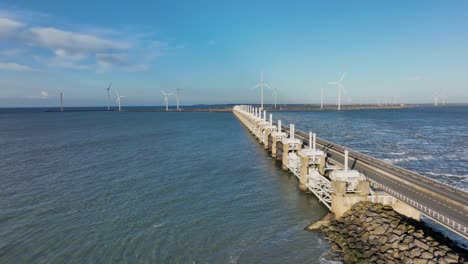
[[408, 75, 423, 81], [96, 53, 149, 72], [0, 62, 32, 71], [0, 8, 178, 74], [96, 53, 128, 67], [0, 17, 24, 38], [42, 57, 93, 70], [40, 90, 48, 98], [28, 27, 130, 60]]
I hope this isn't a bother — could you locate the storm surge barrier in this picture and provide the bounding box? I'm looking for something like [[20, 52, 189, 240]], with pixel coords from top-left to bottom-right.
[[233, 105, 468, 239]]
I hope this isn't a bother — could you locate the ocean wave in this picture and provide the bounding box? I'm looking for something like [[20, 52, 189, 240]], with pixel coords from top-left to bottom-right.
[[383, 155, 435, 164]]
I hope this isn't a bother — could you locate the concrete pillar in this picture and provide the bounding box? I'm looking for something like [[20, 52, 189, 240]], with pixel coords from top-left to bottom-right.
[[332, 180, 347, 195], [392, 201, 421, 220], [299, 155, 309, 191], [331, 179, 372, 218], [271, 135, 279, 158], [263, 128, 273, 149], [331, 180, 348, 218], [282, 143, 290, 170], [356, 181, 370, 196]]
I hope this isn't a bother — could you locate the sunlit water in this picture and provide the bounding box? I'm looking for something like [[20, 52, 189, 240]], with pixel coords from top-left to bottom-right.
[[0, 110, 331, 264], [1, 106, 466, 263], [275, 106, 468, 191]]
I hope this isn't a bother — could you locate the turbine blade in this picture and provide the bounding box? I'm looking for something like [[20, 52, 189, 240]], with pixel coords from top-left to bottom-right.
[[263, 83, 272, 89], [107, 82, 112, 89], [340, 72, 346, 82], [115, 90, 119, 97]]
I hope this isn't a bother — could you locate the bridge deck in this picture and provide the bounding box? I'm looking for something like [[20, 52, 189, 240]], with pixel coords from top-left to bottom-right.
[[232, 106, 468, 239]]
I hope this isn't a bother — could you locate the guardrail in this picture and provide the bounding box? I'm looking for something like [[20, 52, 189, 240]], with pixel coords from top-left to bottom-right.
[[367, 177, 467, 236]]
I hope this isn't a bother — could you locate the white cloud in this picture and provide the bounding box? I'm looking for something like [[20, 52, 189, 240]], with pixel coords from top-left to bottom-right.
[[28, 27, 130, 59], [40, 90, 48, 98], [124, 64, 149, 72], [0, 18, 24, 38], [96, 53, 149, 72], [408, 76, 423, 81], [0, 9, 175, 74], [0, 62, 32, 71], [46, 59, 93, 70], [96, 53, 128, 67]]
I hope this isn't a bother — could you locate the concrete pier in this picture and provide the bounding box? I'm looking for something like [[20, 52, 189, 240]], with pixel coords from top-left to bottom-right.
[[233, 105, 468, 239]]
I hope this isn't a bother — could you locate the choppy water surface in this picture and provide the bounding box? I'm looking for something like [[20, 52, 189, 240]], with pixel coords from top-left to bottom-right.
[[275, 106, 468, 191], [0, 110, 330, 264], [1, 106, 466, 263]]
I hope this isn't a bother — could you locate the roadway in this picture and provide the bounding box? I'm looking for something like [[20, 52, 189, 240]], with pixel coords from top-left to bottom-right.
[[290, 127, 468, 238]]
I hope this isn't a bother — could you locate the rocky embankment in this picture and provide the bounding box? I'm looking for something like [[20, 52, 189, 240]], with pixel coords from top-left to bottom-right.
[[315, 202, 467, 263]]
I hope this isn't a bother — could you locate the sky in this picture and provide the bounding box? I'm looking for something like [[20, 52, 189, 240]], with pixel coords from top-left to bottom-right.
[[0, 0, 467, 107]]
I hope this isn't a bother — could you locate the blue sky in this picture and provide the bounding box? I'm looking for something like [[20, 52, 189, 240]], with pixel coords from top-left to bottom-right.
[[0, 1, 467, 107]]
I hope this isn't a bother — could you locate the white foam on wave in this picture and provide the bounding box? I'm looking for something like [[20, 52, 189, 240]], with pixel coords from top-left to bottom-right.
[[359, 149, 406, 156], [422, 171, 468, 179], [383, 154, 435, 164], [319, 251, 343, 264]]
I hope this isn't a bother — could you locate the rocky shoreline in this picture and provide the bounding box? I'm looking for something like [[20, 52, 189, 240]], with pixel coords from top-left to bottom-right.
[[308, 202, 467, 263]]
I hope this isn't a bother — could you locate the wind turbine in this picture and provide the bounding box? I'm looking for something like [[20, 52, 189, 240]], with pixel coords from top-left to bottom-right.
[[60, 92, 64, 112], [106, 82, 112, 111], [433, 93, 439, 106], [320, 87, 324, 110], [328, 73, 346, 110], [272, 86, 278, 108], [115, 91, 125, 112], [176, 88, 182, 111], [162, 90, 173, 112], [254, 72, 271, 110]]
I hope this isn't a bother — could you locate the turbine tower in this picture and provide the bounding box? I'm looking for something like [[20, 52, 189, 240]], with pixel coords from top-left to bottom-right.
[[320, 87, 324, 110], [162, 90, 173, 112], [60, 92, 64, 112], [106, 82, 112, 111], [115, 91, 125, 112], [176, 88, 181, 111], [328, 72, 346, 110], [272, 86, 278, 108], [254, 72, 271, 110]]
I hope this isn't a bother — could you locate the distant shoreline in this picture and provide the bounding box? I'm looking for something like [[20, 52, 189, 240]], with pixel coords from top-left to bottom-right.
[[15, 103, 467, 113]]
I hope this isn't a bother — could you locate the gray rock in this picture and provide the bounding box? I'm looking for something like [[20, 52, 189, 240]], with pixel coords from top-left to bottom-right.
[[414, 230, 425, 238], [403, 235, 414, 244], [433, 250, 446, 257], [378, 235, 388, 244], [410, 248, 422, 258], [421, 251, 433, 259], [373, 225, 387, 235], [398, 243, 409, 251], [388, 234, 400, 243], [414, 239, 430, 250], [445, 252, 459, 263], [390, 220, 400, 228]]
